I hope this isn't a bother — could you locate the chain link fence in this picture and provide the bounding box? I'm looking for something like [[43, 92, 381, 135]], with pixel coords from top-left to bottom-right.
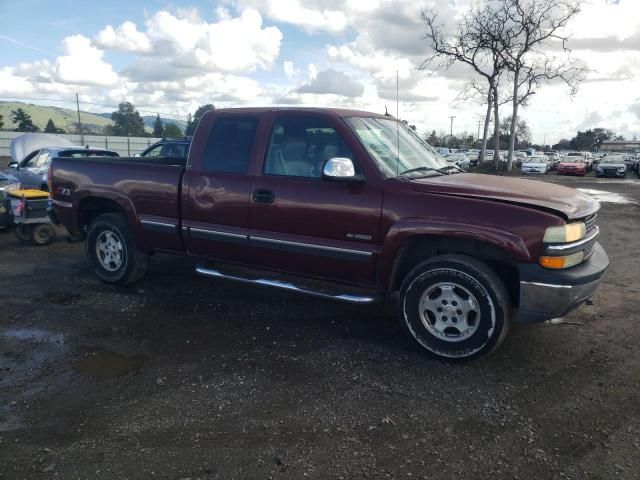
[[0, 131, 162, 158]]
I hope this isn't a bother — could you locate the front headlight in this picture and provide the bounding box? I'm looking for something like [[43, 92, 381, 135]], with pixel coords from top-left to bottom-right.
[[543, 222, 586, 243]]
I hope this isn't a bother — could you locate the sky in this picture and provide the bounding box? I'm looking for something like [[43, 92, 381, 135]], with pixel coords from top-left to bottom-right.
[[0, 0, 638, 144]]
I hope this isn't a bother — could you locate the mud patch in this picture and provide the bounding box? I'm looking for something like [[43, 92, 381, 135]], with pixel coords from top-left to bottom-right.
[[73, 351, 149, 378], [39, 291, 84, 306]]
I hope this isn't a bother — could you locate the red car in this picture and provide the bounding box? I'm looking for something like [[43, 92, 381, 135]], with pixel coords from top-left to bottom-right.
[[557, 158, 588, 176], [49, 107, 608, 361]]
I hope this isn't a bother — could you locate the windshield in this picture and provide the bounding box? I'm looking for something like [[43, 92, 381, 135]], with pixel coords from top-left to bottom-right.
[[524, 157, 545, 163], [563, 158, 584, 163], [567, 153, 583, 157], [601, 157, 624, 164], [345, 117, 449, 177]]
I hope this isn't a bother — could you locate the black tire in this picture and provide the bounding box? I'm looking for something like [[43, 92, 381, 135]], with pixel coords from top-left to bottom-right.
[[399, 254, 511, 361], [15, 224, 33, 243], [32, 223, 55, 246], [86, 213, 148, 285]]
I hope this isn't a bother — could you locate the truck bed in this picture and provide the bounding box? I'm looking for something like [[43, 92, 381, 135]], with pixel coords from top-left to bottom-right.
[[51, 156, 186, 252]]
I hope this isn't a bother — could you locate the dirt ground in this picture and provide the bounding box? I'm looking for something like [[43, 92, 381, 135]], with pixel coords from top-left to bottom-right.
[[1, 172, 639, 479]]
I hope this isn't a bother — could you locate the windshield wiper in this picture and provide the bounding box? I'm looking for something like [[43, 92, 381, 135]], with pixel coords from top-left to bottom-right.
[[398, 165, 458, 177], [439, 164, 463, 173]]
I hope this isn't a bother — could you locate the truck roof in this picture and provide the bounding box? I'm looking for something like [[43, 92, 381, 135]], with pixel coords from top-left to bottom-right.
[[203, 107, 389, 119]]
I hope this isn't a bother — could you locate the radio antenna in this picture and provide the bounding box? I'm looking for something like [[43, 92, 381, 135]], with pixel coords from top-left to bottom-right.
[[396, 70, 400, 177]]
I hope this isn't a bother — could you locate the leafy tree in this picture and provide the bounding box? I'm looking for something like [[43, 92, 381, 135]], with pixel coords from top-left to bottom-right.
[[111, 102, 146, 136], [426, 130, 438, 145], [11, 108, 39, 132], [163, 123, 183, 138], [570, 128, 615, 151], [185, 104, 215, 136], [0, 114, 4, 130], [152, 114, 164, 137], [44, 118, 64, 133]]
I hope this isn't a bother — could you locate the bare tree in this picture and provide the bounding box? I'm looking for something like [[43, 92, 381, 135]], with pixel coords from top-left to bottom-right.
[[498, 0, 586, 171], [421, 2, 513, 167]]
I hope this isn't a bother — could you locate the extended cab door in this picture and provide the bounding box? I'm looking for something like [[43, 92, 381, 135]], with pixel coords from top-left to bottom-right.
[[249, 113, 383, 286], [182, 112, 263, 263]]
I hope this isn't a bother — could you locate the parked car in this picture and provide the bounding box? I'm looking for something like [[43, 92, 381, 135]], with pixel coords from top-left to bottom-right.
[[515, 151, 528, 167], [138, 138, 191, 158], [8, 133, 73, 168], [50, 107, 608, 361], [465, 150, 480, 167], [544, 152, 560, 170], [521, 156, 549, 174], [9, 147, 119, 191], [557, 157, 588, 176], [596, 154, 627, 178], [443, 153, 470, 170]]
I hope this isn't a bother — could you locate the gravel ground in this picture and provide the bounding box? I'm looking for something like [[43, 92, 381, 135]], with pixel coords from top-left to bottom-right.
[[1, 172, 639, 479]]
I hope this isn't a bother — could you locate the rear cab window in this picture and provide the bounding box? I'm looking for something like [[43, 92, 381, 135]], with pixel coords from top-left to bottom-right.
[[202, 117, 258, 173]]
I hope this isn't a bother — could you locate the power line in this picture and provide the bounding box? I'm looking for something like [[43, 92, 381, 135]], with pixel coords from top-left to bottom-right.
[[0, 95, 190, 120]]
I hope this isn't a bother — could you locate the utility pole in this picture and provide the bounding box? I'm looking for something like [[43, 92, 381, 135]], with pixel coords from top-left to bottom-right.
[[75, 93, 84, 145], [448, 115, 456, 147]]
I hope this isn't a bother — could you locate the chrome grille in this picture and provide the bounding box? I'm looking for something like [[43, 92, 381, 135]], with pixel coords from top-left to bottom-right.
[[585, 213, 597, 233]]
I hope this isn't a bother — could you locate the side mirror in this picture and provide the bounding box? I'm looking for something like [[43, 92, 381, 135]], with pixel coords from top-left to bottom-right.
[[133, 153, 141, 157], [8, 161, 18, 169], [322, 157, 364, 183]]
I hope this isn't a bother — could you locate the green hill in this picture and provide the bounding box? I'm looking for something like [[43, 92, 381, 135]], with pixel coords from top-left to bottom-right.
[[0, 102, 188, 135], [0, 101, 112, 133]]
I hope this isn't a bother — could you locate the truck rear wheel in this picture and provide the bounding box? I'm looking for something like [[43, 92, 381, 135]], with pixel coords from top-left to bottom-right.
[[86, 213, 148, 285], [399, 254, 511, 361]]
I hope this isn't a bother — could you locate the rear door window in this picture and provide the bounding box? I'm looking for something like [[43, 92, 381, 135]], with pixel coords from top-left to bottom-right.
[[202, 117, 258, 173]]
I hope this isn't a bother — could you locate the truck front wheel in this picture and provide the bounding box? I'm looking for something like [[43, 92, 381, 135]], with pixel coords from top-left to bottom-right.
[[86, 213, 148, 285], [399, 254, 511, 361]]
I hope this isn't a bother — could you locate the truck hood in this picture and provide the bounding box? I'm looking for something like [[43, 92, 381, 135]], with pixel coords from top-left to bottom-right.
[[409, 173, 598, 220]]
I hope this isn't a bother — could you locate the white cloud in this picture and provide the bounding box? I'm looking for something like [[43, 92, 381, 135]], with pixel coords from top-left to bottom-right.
[[238, 0, 348, 33], [119, 9, 282, 79], [297, 68, 364, 97], [307, 63, 318, 80], [55, 35, 119, 86], [283, 60, 299, 79], [94, 21, 152, 53]]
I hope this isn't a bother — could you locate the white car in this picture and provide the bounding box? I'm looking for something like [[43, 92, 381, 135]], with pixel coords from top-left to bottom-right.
[[444, 153, 470, 170], [521, 156, 549, 174]]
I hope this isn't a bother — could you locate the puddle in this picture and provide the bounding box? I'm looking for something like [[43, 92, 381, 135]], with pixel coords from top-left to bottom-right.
[[577, 188, 637, 205], [2, 327, 64, 344], [74, 351, 149, 378]]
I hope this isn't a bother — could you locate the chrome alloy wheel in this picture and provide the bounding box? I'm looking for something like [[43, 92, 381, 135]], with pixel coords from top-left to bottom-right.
[[419, 282, 481, 342], [96, 231, 124, 272]]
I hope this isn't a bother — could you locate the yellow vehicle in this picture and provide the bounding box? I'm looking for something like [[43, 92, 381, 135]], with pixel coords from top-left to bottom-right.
[[4, 189, 56, 245]]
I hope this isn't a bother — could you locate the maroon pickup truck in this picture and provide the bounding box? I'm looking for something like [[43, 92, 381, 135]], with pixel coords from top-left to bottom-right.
[[50, 108, 608, 360]]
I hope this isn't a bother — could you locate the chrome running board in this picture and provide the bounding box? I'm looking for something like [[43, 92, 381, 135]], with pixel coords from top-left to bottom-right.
[[195, 265, 380, 304]]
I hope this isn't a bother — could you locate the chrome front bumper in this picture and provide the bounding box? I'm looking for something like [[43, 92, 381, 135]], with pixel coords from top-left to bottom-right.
[[515, 242, 609, 323]]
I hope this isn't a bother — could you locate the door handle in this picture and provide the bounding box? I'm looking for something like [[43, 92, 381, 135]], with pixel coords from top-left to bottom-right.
[[253, 189, 275, 204]]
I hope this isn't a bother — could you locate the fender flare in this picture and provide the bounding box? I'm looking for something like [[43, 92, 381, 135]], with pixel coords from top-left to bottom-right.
[[376, 218, 532, 289]]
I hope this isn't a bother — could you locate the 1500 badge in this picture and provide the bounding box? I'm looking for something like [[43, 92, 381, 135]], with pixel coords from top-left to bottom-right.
[[346, 233, 372, 241]]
